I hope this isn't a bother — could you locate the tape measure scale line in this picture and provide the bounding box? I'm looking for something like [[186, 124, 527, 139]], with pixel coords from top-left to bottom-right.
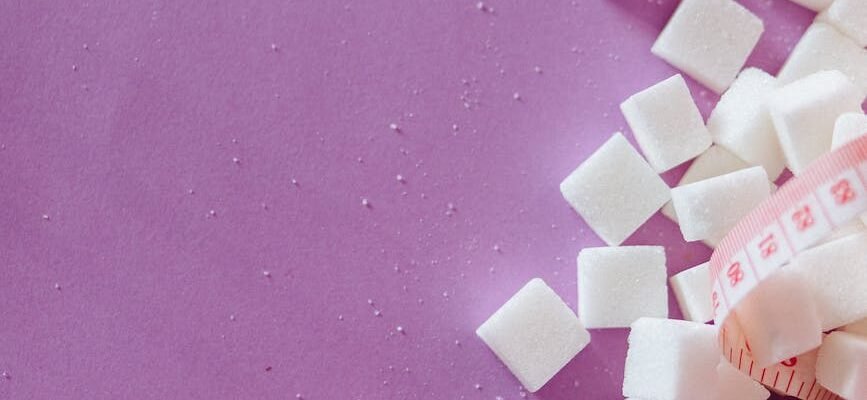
[[710, 135, 867, 322], [708, 135, 867, 400]]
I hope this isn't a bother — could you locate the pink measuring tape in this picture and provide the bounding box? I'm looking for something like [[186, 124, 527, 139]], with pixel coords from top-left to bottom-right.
[[710, 135, 867, 400]]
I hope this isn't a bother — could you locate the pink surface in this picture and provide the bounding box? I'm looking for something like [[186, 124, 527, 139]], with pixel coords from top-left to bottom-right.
[[0, 1, 815, 399]]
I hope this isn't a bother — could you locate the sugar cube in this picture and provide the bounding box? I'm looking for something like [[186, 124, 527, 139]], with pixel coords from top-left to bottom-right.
[[768, 70, 865, 174], [623, 318, 718, 400], [786, 0, 832, 11], [577, 246, 668, 328], [651, 0, 764, 93], [844, 318, 867, 337], [787, 232, 867, 330], [713, 360, 770, 400], [777, 23, 867, 92], [671, 166, 770, 243], [476, 278, 591, 392], [560, 133, 671, 246], [661, 146, 751, 225], [816, 332, 867, 400], [831, 113, 867, 150], [670, 262, 713, 323], [707, 68, 786, 180], [735, 269, 823, 367], [825, 0, 867, 47], [620, 75, 713, 172]]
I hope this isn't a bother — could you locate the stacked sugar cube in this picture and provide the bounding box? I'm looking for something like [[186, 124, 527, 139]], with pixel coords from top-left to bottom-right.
[[476, 0, 867, 397]]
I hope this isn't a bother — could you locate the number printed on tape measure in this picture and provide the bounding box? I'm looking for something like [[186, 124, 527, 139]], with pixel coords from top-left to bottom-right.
[[780, 194, 833, 252], [745, 223, 793, 280], [817, 169, 867, 226], [720, 250, 757, 305]]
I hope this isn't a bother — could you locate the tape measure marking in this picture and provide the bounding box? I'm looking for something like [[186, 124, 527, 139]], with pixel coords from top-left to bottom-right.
[[708, 136, 867, 400]]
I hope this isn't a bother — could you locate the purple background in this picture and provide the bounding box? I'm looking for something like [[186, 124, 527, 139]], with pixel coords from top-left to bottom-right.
[[0, 1, 816, 399]]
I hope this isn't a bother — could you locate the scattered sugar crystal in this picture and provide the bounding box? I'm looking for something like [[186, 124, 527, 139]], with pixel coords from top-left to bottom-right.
[[777, 23, 867, 92], [831, 113, 867, 150], [787, 232, 867, 330], [476, 278, 591, 393], [560, 133, 670, 246], [623, 318, 718, 400], [578, 246, 668, 328], [768, 70, 864, 174], [620, 74, 713, 172], [816, 332, 867, 400], [651, 0, 764, 93], [736, 268, 823, 367], [713, 360, 770, 400], [671, 167, 770, 243], [824, 0, 867, 47], [707, 68, 786, 179], [786, 0, 832, 11], [670, 262, 713, 323]]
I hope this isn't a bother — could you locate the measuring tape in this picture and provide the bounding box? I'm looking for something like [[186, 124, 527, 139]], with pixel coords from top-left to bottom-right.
[[709, 135, 867, 400]]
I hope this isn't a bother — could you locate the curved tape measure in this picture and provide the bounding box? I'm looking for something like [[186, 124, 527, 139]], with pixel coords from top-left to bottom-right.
[[710, 135, 867, 400]]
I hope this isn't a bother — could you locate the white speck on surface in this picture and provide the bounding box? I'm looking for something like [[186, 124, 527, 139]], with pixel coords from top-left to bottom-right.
[[373, 309, 382, 317], [72, 64, 78, 71], [291, 178, 298, 186], [208, 210, 216, 217], [367, 298, 374, 305], [187, 189, 195, 195], [295, 394, 302, 400], [232, 157, 240, 164], [389, 122, 400, 132], [396, 326, 404, 334], [82, 43, 89, 50], [263, 270, 271, 278], [361, 198, 370, 207], [442, 291, 449, 298], [493, 244, 501, 252], [53, 283, 61, 290], [337, 314, 343, 321], [1, 371, 9, 380], [229, 314, 236, 321], [476, 1, 485, 10], [534, 66, 542, 73], [41, 214, 50, 221], [474, 383, 482, 390], [396, 174, 405, 183], [454, 339, 461, 346], [512, 92, 521, 101], [270, 43, 278, 51]]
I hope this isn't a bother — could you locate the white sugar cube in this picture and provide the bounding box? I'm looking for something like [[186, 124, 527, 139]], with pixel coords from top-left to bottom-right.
[[651, 0, 764, 93], [671, 166, 770, 243], [707, 68, 786, 180], [777, 23, 867, 92], [661, 146, 752, 226], [560, 133, 671, 246], [714, 360, 770, 400], [825, 0, 867, 47], [844, 318, 867, 337], [670, 262, 713, 323], [787, 0, 832, 11], [476, 278, 591, 392], [831, 113, 867, 150], [620, 75, 713, 172], [816, 332, 867, 400], [577, 246, 668, 328], [769, 70, 865, 174], [623, 318, 718, 400], [788, 232, 867, 330], [735, 269, 823, 367]]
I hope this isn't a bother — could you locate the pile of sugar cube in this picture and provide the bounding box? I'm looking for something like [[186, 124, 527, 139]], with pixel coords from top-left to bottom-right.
[[476, 0, 867, 398]]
